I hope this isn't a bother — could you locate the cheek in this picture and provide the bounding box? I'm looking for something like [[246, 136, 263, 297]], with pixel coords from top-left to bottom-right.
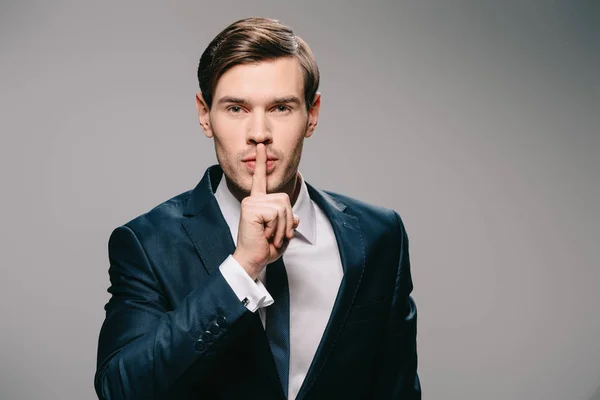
[[274, 117, 307, 145], [212, 120, 234, 142], [214, 115, 241, 131], [212, 123, 244, 156]]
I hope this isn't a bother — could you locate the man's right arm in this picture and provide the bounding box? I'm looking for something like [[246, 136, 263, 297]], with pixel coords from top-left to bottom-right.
[[95, 144, 297, 399], [94, 225, 250, 400]]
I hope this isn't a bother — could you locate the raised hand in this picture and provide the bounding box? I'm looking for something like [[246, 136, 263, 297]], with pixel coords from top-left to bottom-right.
[[232, 143, 300, 280]]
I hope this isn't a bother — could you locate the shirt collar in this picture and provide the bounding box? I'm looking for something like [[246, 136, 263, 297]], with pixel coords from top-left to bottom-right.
[[214, 170, 316, 246]]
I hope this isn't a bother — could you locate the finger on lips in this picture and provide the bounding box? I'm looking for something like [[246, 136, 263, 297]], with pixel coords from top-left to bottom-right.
[[251, 143, 267, 196], [250, 143, 300, 246]]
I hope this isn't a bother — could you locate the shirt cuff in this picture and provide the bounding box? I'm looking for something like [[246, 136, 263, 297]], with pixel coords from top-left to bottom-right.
[[219, 255, 274, 312]]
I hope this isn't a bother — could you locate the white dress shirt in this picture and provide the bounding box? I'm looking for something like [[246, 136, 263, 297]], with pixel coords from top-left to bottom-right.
[[215, 171, 344, 400]]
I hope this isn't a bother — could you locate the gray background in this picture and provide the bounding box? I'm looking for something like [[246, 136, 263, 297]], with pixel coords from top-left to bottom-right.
[[1, 0, 598, 399]]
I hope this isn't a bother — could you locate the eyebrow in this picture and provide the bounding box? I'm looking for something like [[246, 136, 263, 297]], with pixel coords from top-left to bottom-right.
[[216, 95, 302, 106], [272, 96, 302, 105], [217, 96, 248, 105]]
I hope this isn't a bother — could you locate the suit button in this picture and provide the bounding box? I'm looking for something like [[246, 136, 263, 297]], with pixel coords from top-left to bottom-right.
[[217, 315, 226, 327], [194, 339, 206, 352], [202, 331, 214, 343], [209, 323, 221, 335]]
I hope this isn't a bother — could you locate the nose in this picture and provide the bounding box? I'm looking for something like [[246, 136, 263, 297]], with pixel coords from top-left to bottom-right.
[[246, 111, 272, 145]]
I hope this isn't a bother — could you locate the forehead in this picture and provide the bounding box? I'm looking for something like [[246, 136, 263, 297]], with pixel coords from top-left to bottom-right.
[[214, 57, 304, 103]]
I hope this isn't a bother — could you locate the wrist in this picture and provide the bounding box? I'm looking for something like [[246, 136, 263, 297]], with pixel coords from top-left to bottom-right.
[[232, 251, 261, 280]]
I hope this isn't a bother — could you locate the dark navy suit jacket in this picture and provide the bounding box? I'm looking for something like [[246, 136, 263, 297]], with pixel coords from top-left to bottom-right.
[[95, 165, 421, 399]]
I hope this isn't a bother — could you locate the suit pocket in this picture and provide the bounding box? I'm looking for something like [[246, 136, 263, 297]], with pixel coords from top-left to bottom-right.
[[345, 295, 389, 324]]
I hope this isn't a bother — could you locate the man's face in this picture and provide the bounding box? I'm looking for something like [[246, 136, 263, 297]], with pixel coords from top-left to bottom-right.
[[196, 57, 320, 196]]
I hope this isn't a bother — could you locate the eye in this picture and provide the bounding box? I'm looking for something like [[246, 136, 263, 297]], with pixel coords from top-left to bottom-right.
[[227, 106, 242, 113], [273, 105, 291, 113]]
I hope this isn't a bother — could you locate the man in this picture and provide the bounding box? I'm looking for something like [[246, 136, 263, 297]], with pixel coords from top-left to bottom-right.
[[95, 17, 420, 400]]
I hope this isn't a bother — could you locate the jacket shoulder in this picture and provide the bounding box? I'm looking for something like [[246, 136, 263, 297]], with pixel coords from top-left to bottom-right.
[[323, 189, 400, 220], [119, 190, 193, 237], [322, 189, 405, 235]]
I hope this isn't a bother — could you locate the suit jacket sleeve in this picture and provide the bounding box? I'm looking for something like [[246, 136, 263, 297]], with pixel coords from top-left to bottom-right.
[[372, 211, 422, 399], [94, 225, 250, 399]]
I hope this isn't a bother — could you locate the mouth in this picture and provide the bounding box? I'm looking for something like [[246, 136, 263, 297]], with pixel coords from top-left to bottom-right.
[[244, 159, 277, 173]]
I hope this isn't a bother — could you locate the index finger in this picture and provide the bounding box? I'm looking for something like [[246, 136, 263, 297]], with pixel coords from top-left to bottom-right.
[[251, 143, 267, 196]]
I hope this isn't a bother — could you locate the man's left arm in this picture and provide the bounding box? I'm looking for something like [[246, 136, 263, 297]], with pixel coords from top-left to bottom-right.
[[371, 211, 421, 399]]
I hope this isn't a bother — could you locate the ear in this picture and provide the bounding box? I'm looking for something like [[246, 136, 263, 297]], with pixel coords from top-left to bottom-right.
[[305, 92, 321, 138], [196, 92, 213, 138]]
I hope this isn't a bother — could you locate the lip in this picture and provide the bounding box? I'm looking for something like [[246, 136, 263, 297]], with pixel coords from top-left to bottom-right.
[[244, 159, 277, 173], [242, 155, 278, 162]]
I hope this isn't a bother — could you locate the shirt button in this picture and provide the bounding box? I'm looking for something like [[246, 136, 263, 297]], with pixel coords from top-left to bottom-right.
[[217, 315, 226, 327], [194, 339, 206, 352]]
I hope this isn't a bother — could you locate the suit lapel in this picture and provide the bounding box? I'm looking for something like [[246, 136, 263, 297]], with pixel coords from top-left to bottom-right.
[[181, 165, 285, 399], [295, 183, 366, 400], [181, 165, 236, 276]]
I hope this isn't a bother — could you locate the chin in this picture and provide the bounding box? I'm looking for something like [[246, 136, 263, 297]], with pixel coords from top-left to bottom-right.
[[223, 164, 290, 195]]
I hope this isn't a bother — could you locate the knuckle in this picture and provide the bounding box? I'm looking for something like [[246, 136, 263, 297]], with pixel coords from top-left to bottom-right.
[[278, 193, 290, 204]]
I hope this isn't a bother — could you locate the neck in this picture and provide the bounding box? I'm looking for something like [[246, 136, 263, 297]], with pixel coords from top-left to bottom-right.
[[226, 171, 302, 207]]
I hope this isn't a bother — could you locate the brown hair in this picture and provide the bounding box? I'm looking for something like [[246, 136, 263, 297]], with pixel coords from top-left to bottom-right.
[[197, 17, 320, 110]]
